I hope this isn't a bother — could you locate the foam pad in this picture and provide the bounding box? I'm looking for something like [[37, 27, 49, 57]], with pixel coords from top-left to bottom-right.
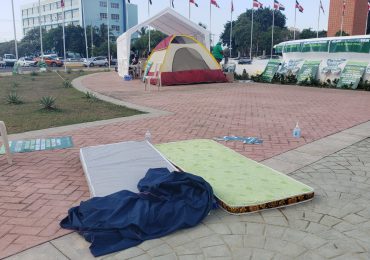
[[80, 141, 176, 197], [156, 139, 314, 214]]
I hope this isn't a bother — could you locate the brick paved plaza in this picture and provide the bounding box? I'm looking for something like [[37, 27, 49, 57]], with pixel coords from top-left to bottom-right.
[[1, 72, 370, 259]]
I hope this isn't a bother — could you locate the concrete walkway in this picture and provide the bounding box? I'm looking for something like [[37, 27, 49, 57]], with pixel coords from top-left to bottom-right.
[[5, 129, 370, 260], [1, 72, 370, 259]]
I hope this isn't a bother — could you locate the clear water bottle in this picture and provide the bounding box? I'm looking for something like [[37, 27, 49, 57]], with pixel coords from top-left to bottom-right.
[[145, 130, 151, 142], [292, 122, 301, 138]]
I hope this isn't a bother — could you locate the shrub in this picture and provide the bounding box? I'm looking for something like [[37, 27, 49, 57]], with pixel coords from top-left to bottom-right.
[[11, 82, 19, 89], [30, 71, 39, 76], [251, 74, 263, 82], [85, 91, 99, 102], [63, 80, 72, 88], [66, 68, 72, 74], [40, 96, 56, 110], [6, 92, 23, 105], [103, 68, 110, 72], [78, 69, 85, 74]]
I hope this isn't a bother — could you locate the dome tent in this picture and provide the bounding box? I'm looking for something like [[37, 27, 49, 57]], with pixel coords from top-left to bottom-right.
[[146, 35, 227, 86]]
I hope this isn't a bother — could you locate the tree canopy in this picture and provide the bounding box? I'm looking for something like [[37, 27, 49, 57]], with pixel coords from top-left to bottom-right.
[[220, 8, 328, 57]]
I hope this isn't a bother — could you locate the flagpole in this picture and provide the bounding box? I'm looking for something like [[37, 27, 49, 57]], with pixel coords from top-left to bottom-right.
[[250, 7, 254, 60], [229, 1, 232, 57], [11, 0, 18, 60], [148, 0, 151, 54], [365, 10, 369, 35], [62, 4, 67, 72], [91, 24, 94, 56], [82, 0, 88, 59], [340, 0, 344, 36], [271, 8, 275, 58], [106, 0, 111, 69], [38, 0, 44, 60], [210, 1, 212, 48], [189, 1, 191, 20], [294, 4, 297, 40], [317, 0, 321, 38], [126, 1, 129, 31]]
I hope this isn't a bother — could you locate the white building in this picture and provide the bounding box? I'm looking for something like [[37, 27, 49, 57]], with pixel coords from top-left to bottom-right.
[[21, 0, 138, 37]]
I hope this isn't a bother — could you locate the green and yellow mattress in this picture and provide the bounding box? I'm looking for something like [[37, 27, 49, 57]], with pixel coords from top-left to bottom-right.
[[156, 139, 314, 214]]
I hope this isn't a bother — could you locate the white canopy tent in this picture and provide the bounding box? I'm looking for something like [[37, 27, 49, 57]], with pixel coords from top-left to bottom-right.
[[117, 8, 211, 77]]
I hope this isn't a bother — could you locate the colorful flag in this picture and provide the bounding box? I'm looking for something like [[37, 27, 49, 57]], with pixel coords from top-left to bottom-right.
[[231, 0, 234, 12], [253, 0, 263, 8], [274, 0, 285, 11], [211, 0, 220, 8], [61, 0, 64, 8], [320, 0, 325, 14], [295, 0, 303, 13], [190, 0, 198, 7], [368, 0, 370, 11]]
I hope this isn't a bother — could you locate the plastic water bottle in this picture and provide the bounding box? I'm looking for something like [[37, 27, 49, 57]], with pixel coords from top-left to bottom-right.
[[292, 122, 301, 138], [145, 130, 151, 142]]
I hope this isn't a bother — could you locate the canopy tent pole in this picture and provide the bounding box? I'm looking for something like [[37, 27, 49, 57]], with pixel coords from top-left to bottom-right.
[[209, 1, 212, 48]]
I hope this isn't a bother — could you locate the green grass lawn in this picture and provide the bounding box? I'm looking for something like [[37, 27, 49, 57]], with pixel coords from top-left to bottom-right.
[[0, 71, 143, 134]]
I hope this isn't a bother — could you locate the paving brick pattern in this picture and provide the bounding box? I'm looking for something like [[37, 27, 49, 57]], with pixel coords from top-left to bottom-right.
[[1, 72, 370, 258], [6, 138, 370, 260]]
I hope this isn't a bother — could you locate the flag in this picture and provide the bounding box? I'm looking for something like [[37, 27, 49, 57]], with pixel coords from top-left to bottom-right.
[[61, 0, 64, 8], [320, 0, 325, 14], [295, 0, 303, 13], [171, 0, 174, 8], [190, 0, 198, 7], [253, 0, 263, 8], [127, 0, 130, 3], [231, 0, 234, 12], [274, 0, 285, 11], [149, 0, 152, 5], [211, 0, 220, 8], [368, 0, 370, 11]]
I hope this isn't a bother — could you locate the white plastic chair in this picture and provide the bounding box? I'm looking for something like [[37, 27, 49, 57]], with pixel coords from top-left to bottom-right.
[[144, 63, 162, 91], [0, 121, 12, 165]]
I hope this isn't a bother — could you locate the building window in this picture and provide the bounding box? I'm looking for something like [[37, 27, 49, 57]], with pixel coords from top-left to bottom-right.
[[111, 25, 120, 31], [111, 14, 119, 20], [100, 13, 107, 19], [43, 5, 46, 12], [100, 1, 107, 7], [111, 3, 119, 8]]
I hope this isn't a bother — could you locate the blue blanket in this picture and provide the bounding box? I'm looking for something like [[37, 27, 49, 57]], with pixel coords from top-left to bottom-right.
[[60, 168, 214, 257]]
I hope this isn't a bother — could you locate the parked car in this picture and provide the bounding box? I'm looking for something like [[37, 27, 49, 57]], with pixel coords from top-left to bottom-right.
[[83, 56, 109, 67], [34, 54, 59, 65], [110, 58, 117, 66], [0, 58, 5, 68], [17, 57, 37, 67], [3, 54, 17, 67], [43, 56, 64, 67], [238, 58, 252, 65]]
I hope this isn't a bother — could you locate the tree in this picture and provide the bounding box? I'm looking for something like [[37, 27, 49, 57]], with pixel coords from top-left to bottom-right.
[[299, 28, 327, 39], [335, 30, 349, 36], [220, 7, 288, 57], [132, 28, 167, 57]]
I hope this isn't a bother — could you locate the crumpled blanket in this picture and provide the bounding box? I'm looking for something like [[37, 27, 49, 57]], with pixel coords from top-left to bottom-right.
[[60, 168, 214, 256]]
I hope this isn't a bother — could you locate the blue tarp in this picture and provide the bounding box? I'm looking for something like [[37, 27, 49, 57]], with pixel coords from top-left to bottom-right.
[[60, 168, 214, 257]]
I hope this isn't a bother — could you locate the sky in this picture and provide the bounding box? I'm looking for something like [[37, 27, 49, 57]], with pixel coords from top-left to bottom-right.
[[0, 0, 330, 43]]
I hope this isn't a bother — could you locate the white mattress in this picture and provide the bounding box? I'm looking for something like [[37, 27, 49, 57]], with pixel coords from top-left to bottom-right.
[[80, 141, 176, 197]]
